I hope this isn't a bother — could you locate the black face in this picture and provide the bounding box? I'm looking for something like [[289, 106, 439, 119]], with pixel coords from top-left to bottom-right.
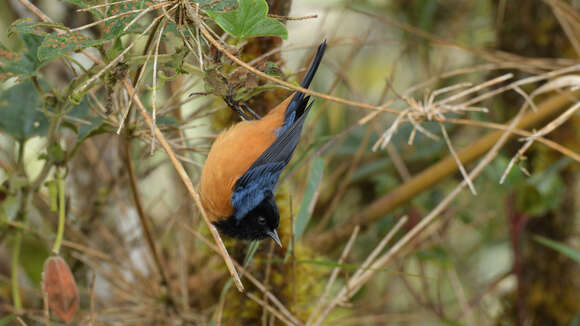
[[214, 192, 280, 242]]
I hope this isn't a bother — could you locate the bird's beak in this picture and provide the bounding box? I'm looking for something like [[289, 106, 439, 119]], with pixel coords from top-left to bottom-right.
[[267, 230, 282, 248]]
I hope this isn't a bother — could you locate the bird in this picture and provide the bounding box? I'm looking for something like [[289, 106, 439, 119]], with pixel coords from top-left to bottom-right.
[[199, 40, 327, 247]]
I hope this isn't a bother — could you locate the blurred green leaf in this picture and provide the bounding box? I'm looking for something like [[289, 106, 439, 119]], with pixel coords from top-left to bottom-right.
[[8, 18, 47, 36], [0, 80, 49, 140], [59, 0, 104, 19], [517, 158, 568, 216], [0, 34, 44, 81], [0, 195, 19, 221], [534, 235, 580, 263], [294, 156, 324, 243], [416, 246, 451, 268], [264, 61, 282, 76], [20, 235, 50, 287], [104, 0, 147, 40], [0, 315, 14, 326], [66, 96, 91, 119], [38, 32, 103, 61], [196, 0, 237, 11], [570, 314, 580, 326], [243, 241, 260, 268], [70, 117, 108, 158], [207, 0, 288, 40]]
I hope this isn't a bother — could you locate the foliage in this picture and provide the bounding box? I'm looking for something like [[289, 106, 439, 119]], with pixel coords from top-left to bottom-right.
[[207, 0, 288, 40]]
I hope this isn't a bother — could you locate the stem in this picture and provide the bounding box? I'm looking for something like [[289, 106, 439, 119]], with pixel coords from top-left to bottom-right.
[[51, 169, 66, 255], [123, 136, 177, 308], [11, 231, 22, 315]]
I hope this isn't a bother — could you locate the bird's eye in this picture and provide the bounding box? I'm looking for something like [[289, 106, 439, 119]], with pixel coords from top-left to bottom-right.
[[257, 216, 266, 225]]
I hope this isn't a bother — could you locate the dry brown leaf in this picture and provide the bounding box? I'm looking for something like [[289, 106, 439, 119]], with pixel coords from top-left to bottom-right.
[[42, 256, 80, 324]]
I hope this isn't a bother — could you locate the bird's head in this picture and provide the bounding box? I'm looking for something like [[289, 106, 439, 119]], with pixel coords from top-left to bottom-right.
[[214, 191, 281, 247]]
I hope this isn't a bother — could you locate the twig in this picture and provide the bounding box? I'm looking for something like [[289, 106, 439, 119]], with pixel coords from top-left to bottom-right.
[[307, 226, 360, 325], [121, 79, 244, 292], [247, 293, 297, 326], [123, 133, 177, 305], [43, 290, 50, 326], [89, 271, 96, 326], [268, 14, 318, 21], [310, 218, 405, 326], [439, 123, 477, 195]]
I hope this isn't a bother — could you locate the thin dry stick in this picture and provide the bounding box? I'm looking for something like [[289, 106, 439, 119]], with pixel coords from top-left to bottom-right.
[[500, 100, 580, 183], [439, 123, 477, 195], [553, 7, 580, 57], [121, 79, 244, 292], [313, 100, 527, 325], [150, 20, 168, 153], [43, 290, 50, 326], [290, 196, 297, 312], [310, 218, 406, 326], [448, 268, 475, 326], [89, 271, 96, 326], [247, 292, 297, 326], [438, 73, 513, 105], [268, 13, 318, 21], [306, 226, 360, 325], [15, 317, 27, 326], [440, 116, 580, 163], [350, 216, 408, 282], [77, 0, 140, 11]]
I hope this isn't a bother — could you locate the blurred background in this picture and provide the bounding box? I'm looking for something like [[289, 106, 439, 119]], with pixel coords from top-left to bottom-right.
[[0, 0, 579, 325]]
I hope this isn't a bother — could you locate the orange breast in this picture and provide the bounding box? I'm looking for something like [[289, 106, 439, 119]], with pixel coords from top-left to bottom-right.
[[199, 95, 293, 221]]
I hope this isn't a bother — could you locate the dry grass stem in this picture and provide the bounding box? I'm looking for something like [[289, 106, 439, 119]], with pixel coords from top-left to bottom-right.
[[310, 217, 407, 326], [307, 226, 360, 325], [439, 123, 477, 195]]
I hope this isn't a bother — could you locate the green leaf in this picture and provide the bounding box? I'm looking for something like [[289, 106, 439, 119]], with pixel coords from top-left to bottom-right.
[[264, 61, 282, 76], [534, 235, 580, 263], [294, 156, 324, 242], [243, 241, 260, 268], [8, 18, 47, 36], [104, 0, 147, 40], [0, 315, 15, 326], [195, 0, 237, 11], [416, 246, 451, 268], [20, 235, 50, 287], [0, 195, 19, 221], [206, 0, 288, 40], [0, 80, 49, 140], [283, 157, 324, 260], [59, 0, 104, 19], [38, 32, 103, 61], [66, 96, 91, 119], [69, 117, 109, 158], [0, 34, 44, 81]]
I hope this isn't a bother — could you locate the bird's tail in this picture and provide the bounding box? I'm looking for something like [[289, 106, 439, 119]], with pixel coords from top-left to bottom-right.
[[300, 40, 327, 89], [283, 40, 327, 124]]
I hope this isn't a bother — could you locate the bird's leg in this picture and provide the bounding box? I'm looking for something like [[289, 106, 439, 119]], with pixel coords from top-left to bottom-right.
[[224, 88, 262, 120], [241, 103, 262, 120], [224, 93, 253, 120]]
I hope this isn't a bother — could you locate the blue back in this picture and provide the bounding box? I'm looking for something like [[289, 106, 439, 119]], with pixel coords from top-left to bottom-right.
[[231, 41, 327, 221]]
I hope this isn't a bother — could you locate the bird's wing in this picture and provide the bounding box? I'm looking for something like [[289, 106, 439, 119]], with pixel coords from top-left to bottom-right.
[[231, 102, 314, 221]]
